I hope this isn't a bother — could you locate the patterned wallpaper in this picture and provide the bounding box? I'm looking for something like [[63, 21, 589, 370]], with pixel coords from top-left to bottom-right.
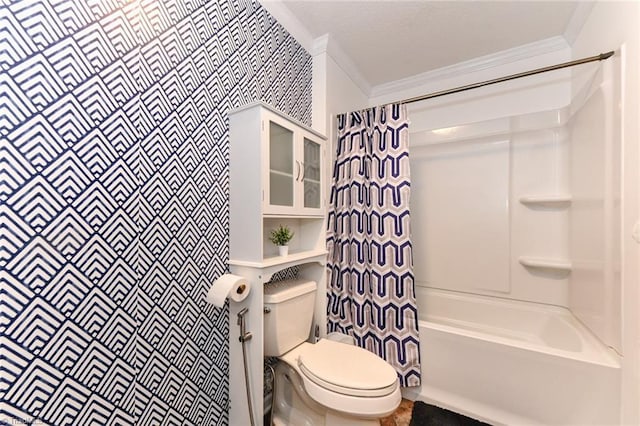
[[0, 0, 312, 424]]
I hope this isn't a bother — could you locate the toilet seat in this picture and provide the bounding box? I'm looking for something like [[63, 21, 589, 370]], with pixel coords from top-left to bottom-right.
[[279, 339, 402, 418], [297, 339, 398, 397]]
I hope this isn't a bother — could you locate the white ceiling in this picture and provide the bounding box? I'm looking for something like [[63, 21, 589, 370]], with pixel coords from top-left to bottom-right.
[[269, 1, 586, 89]]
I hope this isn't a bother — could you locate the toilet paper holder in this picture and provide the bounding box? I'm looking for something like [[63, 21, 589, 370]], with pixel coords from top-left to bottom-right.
[[206, 274, 251, 307]]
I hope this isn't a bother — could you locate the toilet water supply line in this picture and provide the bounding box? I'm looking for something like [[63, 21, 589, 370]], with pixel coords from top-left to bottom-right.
[[266, 363, 277, 426], [237, 307, 256, 426]]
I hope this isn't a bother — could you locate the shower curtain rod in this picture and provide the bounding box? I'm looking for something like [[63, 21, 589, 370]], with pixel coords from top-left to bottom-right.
[[398, 50, 615, 105]]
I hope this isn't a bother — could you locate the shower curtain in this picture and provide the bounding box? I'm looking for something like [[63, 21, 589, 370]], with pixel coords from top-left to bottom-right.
[[326, 104, 421, 387]]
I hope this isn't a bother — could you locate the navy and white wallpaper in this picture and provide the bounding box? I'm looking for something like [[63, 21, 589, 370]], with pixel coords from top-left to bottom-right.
[[0, 0, 312, 424]]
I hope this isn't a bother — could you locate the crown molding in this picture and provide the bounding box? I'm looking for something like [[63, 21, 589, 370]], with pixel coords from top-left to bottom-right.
[[311, 33, 371, 97], [310, 33, 329, 56], [370, 36, 570, 100], [563, 2, 595, 46]]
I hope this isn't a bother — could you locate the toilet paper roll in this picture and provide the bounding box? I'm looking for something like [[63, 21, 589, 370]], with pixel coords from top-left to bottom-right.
[[206, 274, 250, 307]]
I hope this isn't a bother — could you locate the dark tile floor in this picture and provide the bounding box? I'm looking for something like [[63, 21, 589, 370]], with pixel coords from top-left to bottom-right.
[[380, 399, 491, 426]]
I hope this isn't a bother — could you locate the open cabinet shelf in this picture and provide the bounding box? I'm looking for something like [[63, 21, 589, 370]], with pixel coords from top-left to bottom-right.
[[229, 249, 328, 269]]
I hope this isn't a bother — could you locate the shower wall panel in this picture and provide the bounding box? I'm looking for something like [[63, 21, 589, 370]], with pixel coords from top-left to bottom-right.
[[412, 137, 511, 294], [569, 59, 622, 353], [410, 110, 571, 306]]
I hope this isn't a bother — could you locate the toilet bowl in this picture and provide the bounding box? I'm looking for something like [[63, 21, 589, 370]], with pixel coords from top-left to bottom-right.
[[264, 279, 402, 425], [280, 339, 401, 416]]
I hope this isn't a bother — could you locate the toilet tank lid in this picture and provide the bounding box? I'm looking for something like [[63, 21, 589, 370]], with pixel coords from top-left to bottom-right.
[[264, 279, 316, 303]]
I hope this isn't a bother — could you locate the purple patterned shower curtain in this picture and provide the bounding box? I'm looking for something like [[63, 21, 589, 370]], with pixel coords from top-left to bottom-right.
[[326, 104, 421, 387]]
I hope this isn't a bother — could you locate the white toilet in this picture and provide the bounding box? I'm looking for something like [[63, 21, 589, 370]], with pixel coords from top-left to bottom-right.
[[264, 278, 402, 425]]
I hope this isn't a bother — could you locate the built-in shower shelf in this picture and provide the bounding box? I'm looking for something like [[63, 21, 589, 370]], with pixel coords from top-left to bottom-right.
[[519, 256, 572, 272], [519, 195, 572, 208]]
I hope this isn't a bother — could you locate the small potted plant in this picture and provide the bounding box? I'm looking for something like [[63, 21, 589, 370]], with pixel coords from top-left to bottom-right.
[[269, 224, 294, 256]]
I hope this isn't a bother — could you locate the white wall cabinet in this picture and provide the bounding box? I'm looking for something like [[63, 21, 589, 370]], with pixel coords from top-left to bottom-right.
[[231, 102, 325, 218], [229, 102, 327, 265]]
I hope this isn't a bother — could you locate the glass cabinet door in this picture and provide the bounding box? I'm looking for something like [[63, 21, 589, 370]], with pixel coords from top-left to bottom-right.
[[303, 138, 321, 209], [269, 121, 294, 207]]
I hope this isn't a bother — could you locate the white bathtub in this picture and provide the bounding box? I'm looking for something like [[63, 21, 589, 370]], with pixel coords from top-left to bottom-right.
[[403, 287, 621, 425]]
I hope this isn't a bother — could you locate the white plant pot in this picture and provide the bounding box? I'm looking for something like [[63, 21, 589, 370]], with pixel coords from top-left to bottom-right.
[[278, 245, 289, 257]]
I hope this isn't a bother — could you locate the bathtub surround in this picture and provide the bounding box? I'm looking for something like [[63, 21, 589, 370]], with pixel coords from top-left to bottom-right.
[[405, 86, 623, 423], [0, 0, 311, 424], [326, 104, 420, 387]]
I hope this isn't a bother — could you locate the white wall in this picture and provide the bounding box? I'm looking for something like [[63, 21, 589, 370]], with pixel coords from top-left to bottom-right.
[[311, 36, 369, 135], [311, 36, 369, 338], [571, 3, 640, 424]]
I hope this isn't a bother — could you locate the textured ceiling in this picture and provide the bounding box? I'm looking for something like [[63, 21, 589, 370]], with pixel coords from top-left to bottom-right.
[[277, 1, 581, 87]]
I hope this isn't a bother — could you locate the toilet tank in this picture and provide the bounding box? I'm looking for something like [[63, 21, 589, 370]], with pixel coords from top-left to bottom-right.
[[264, 279, 317, 357]]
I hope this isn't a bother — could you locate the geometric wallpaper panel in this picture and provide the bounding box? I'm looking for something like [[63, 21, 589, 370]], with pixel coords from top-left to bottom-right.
[[0, 0, 312, 424]]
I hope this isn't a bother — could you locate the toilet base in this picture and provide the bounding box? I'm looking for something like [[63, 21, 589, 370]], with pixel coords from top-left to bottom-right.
[[272, 362, 381, 426], [272, 413, 378, 426]]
